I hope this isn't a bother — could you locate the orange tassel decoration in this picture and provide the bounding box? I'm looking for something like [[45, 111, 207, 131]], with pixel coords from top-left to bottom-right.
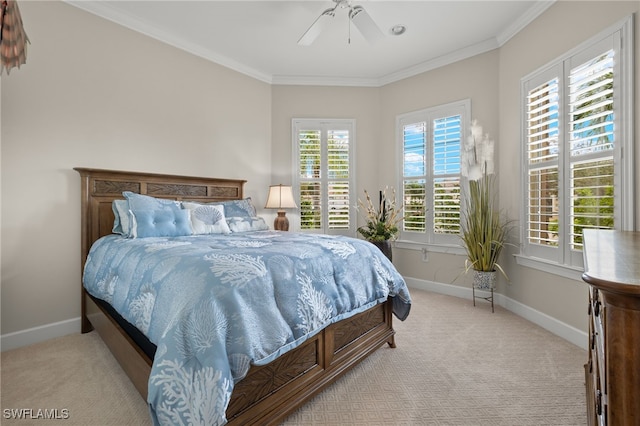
[[1, 0, 30, 75]]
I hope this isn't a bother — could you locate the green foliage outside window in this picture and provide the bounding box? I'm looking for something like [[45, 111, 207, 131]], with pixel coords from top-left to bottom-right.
[[434, 182, 460, 234]]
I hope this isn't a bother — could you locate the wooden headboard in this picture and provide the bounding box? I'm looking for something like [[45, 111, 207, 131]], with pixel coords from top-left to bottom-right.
[[74, 168, 246, 388], [74, 168, 246, 266]]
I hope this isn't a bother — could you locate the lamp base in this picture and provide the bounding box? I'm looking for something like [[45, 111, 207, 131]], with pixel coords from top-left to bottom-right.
[[273, 211, 289, 231]]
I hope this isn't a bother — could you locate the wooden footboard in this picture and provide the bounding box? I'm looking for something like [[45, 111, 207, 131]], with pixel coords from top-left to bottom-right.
[[85, 289, 395, 424], [227, 301, 395, 425]]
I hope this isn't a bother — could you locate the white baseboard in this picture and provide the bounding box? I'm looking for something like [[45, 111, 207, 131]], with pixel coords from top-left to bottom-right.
[[1, 317, 81, 352], [404, 277, 588, 351]]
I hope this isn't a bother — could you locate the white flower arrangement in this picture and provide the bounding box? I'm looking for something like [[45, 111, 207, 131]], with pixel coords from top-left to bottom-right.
[[356, 188, 403, 242], [461, 119, 495, 181]]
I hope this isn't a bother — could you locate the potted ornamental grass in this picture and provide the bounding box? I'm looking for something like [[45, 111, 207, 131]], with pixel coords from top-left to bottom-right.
[[357, 187, 403, 261], [460, 120, 511, 290]]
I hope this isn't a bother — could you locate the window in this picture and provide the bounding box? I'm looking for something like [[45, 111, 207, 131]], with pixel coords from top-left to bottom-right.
[[521, 18, 633, 269], [397, 99, 470, 246], [293, 119, 355, 234]]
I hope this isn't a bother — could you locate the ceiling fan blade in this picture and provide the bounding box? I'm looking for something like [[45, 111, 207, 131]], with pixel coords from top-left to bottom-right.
[[349, 5, 383, 44], [298, 8, 335, 46]]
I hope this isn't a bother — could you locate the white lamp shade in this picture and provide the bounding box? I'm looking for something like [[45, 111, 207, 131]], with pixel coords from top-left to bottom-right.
[[265, 185, 297, 209]]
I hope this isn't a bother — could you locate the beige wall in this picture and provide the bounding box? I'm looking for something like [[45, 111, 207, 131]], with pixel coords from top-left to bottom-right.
[[2, 1, 638, 342], [1, 1, 272, 335]]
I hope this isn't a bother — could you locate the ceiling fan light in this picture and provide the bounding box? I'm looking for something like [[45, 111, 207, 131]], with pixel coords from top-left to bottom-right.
[[349, 5, 383, 44], [297, 8, 335, 46]]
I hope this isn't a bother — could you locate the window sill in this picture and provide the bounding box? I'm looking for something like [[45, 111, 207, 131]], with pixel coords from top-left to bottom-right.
[[394, 243, 585, 281], [513, 254, 584, 281], [394, 240, 466, 256]]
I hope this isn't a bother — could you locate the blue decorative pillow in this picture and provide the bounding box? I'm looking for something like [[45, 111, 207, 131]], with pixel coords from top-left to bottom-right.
[[123, 191, 181, 212], [226, 216, 270, 233], [220, 198, 257, 219], [182, 202, 231, 235], [129, 209, 192, 238]]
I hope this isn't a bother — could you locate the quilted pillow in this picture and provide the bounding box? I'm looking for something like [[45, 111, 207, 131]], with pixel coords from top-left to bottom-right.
[[182, 202, 231, 235], [220, 198, 257, 219], [226, 216, 270, 233], [129, 209, 192, 238]]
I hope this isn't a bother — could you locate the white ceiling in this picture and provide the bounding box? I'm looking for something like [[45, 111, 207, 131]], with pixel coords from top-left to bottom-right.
[[66, 0, 555, 87]]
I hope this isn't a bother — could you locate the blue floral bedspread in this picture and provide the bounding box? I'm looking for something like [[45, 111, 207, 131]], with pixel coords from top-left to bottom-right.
[[83, 231, 411, 425]]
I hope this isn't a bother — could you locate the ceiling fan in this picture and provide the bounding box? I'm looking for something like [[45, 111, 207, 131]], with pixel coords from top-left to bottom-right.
[[298, 0, 384, 46]]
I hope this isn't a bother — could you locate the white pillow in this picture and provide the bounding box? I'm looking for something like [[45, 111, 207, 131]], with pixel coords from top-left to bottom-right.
[[182, 202, 231, 235], [112, 199, 132, 236], [226, 216, 270, 233]]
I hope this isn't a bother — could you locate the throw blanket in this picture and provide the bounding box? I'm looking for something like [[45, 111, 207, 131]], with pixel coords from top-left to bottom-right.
[[83, 231, 411, 425]]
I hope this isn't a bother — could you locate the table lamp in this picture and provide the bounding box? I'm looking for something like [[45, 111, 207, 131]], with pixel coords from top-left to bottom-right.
[[265, 184, 297, 231]]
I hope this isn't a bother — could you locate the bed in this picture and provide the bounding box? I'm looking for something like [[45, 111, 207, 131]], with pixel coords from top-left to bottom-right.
[[75, 167, 411, 425]]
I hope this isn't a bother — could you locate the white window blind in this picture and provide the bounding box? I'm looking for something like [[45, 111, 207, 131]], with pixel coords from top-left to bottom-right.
[[526, 77, 560, 248], [402, 122, 427, 233], [293, 119, 355, 234], [521, 18, 633, 269], [298, 129, 322, 230], [327, 130, 350, 229], [397, 99, 469, 245], [568, 51, 615, 251], [433, 115, 461, 236]]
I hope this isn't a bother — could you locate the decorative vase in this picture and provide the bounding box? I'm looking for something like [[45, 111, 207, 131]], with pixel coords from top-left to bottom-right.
[[370, 240, 392, 262], [473, 270, 496, 290]]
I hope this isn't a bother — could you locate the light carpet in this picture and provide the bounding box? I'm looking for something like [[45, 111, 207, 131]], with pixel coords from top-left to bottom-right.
[[1, 289, 587, 425]]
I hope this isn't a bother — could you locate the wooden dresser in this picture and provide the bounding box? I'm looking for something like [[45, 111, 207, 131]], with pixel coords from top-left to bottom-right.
[[582, 230, 640, 426]]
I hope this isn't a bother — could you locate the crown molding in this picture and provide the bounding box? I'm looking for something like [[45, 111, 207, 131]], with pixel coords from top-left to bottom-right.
[[271, 74, 381, 87], [376, 38, 499, 87], [496, 0, 557, 45]]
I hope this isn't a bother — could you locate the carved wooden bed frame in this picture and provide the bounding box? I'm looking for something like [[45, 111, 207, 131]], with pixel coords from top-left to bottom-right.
[[75, 167, 397, 425]]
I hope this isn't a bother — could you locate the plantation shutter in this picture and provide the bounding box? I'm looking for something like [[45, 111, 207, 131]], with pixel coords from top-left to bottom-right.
[[298, 130, 322, 230], [520, 20, 631, 270], [327, 130, 350, 230], [525, 75, 560, 253], [432, 115, 461, 236], [397, 99, 469, 245], [396, 99, 471, 245], [294, 120, 354, 234], [402, 122, 427, 234], [567, 50, 615, 251]]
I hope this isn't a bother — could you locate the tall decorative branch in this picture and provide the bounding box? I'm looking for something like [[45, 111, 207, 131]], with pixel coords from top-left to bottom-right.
[[460, 120, 511, 279]]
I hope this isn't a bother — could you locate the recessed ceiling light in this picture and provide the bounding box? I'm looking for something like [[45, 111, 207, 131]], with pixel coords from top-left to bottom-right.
[[390, 25, 407, 36]]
